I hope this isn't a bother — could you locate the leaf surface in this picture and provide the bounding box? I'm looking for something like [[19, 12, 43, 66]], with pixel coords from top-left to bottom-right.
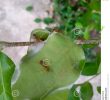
[[13, 32, 85, 100], [43, 89, 69, 100], [0, 52, 15, 100], [80, 82, 93, 100]]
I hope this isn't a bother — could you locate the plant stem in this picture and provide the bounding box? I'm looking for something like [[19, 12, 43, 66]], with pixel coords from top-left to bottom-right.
[[0, 41, 37, 47], [0, 41, 38, 50]]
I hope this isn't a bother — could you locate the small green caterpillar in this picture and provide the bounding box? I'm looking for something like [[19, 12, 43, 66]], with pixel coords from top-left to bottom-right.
[[31, 29, 50, 41]]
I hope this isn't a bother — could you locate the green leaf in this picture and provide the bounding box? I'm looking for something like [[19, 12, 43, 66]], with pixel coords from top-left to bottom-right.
[[43, 17, 54, 24], [26, 5, 33, 11], [97, 86, 101, 94], [0, 52, 15, 100], [12, 32, 85, 99], [43, 89, 69, 100], [81, 61, 99, 76], [80, 82, 93, 100], [34, 18, 42, 23], [81, 51, 101, 76], [68, 85, 80, 100]]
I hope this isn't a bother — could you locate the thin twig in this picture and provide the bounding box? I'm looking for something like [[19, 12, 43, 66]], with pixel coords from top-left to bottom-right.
[[4, 41, 37, 47], [82, 73, 100, 84], [75, 73, 100, 86], [0, 41, 37, 47]]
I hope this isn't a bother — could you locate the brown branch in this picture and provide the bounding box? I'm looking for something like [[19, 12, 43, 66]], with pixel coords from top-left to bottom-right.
[[0, 41, 37, 50], [3, 41, 37, 47]]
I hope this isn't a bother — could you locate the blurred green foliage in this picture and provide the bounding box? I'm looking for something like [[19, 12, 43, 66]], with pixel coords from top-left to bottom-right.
[[34, 18, 42, 23], [26, 5, 33, 11], [33, 0, 100, 40], [43, 17, 55, 24], [53, 0, 100, 39]]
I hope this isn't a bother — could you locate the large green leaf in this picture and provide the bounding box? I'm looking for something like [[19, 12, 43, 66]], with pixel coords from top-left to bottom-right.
[[0, 52, 15, 100], [80, 82, 93, 100], [12, 32, 85, 100], [43, 89, 69, 100]]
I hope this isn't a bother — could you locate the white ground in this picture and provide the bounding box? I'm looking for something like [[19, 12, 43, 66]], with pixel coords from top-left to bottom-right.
[[0, 0, 100, 100]]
